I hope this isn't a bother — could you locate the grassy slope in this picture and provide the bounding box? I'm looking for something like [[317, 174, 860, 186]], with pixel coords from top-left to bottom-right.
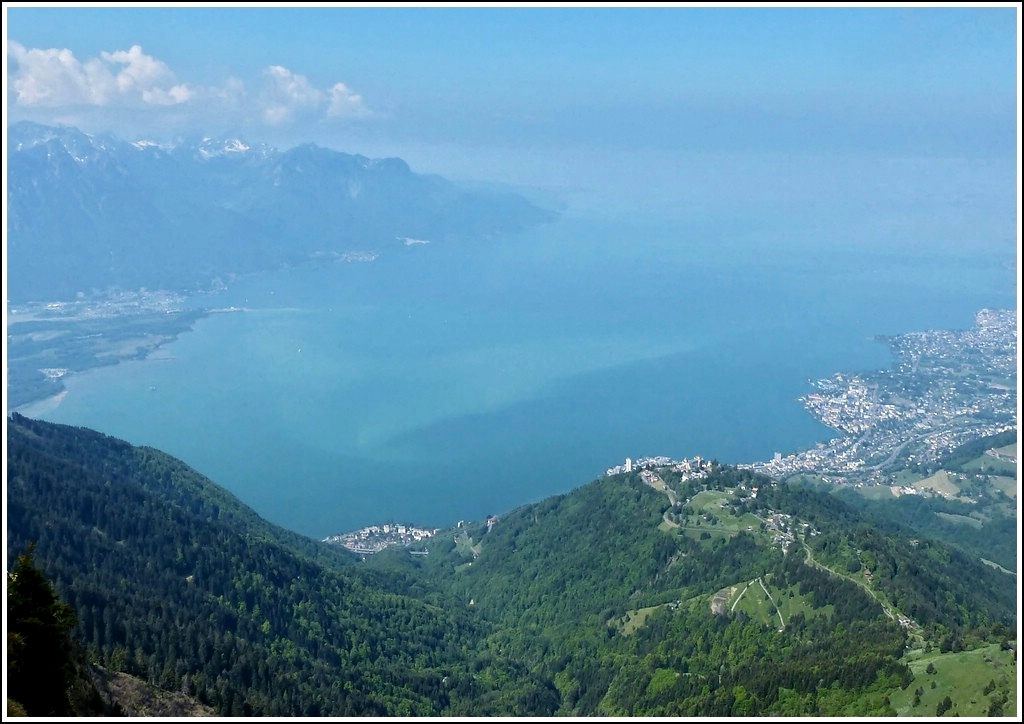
[[888, 643, 1018, 717]]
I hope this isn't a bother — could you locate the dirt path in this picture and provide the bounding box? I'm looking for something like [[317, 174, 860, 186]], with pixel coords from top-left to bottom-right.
[[758, 576, 785, 630], [730, 580, 753, 612], [644, 472, 680, 527], [800, 539, 903, 624]]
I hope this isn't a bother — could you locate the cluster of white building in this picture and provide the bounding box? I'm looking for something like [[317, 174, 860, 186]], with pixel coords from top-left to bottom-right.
[[606, 455, 712, 477], [800, 376, 902, 435], [322, 523, 439, 554]]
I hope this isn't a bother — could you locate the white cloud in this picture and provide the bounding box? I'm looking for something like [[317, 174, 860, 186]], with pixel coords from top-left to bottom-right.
[[260, 65, 369, 125], [142, 84, 193, 106], [8, 41, 192, 108], [327, 82, 368, 118], [260, 65, 323, 124], [7, 41, 371, 129], [102, 45, 184, 97]]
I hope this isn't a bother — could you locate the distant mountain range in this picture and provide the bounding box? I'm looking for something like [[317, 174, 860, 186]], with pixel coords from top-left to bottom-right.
[[6, 122, 557, 302]]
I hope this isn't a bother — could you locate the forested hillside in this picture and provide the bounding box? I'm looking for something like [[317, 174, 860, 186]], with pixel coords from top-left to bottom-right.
[[405, 464, 1016, 715], [5, 415, 1017, 716], [5, 413, 508, 716]]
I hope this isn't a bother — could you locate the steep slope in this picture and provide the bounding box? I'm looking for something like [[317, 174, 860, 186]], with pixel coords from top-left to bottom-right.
[[6, 545, 104, 716], [5, 413, 496, 716]]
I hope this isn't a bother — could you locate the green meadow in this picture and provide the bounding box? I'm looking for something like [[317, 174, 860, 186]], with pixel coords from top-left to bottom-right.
[[888, 643, 1017, 717]]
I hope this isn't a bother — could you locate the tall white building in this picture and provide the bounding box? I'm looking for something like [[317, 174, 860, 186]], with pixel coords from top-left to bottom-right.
[[625, 457, 632, 473]]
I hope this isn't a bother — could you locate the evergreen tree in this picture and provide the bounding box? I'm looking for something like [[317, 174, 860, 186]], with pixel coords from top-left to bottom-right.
[[6, 544, 80, 716]]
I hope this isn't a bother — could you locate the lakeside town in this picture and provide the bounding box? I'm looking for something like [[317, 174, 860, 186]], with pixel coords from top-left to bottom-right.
[[744, 308, 1016, 483], [322, 523, 440, 555], [326, 308, 1016, 555], [7, 288, 191, 323]]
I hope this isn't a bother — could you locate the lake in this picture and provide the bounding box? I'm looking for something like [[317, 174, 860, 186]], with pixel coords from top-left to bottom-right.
[[21, 206, 1017, 538]]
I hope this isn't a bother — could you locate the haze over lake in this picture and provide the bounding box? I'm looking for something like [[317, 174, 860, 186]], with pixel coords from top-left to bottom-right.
[[21, 156, 1017, 537]]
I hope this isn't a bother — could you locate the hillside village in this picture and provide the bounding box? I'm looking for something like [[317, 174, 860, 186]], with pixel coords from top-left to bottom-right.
[[323, 522, 439, 554]]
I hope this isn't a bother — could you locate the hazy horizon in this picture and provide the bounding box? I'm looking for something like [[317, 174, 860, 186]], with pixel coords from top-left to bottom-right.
[[6, 8, 1018, 174], [7, 6, 1019, 247]]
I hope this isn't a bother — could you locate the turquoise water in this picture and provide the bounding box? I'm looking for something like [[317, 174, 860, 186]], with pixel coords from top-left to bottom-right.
[[24, 212, 1017, 537]]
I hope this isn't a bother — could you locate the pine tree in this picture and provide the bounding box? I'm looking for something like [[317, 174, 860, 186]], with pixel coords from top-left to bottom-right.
[[6, 544, 80, 716]]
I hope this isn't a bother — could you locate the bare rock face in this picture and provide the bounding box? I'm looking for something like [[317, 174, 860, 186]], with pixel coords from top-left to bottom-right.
[[89, 666, 216, 717]]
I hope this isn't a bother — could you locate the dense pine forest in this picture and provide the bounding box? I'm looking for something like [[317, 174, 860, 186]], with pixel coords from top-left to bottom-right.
[[5, 414, 1018, 716]]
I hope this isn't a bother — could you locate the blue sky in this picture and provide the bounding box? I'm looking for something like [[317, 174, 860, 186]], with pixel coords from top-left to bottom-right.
[[4, 4, 1020, 216]]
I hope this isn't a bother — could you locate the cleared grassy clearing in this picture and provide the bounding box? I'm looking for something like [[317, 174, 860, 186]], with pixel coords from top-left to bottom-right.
[[913, 470, 959, 497], [988, 475, 1016, 499], [891, 469, 926, 486], [617, 604, 663, 635], [888, 643, 1017, 717], [855, 485, 898, 500], [934, 511, 983, 529], [961, 456, 1017, 476], [992, 443, 1016, 458]]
